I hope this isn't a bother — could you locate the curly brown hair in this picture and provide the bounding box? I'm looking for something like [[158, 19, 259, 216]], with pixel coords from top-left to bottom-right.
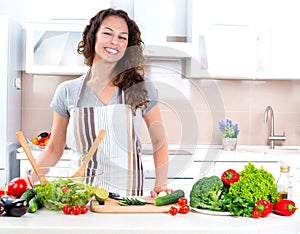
[[77, 8, 149, 114]]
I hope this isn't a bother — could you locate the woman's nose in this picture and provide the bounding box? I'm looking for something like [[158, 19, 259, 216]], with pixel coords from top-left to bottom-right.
[[110, 36, 119, 45]]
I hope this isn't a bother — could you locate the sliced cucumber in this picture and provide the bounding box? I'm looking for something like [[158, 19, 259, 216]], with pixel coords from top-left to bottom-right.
[[118, 196, 147, 206], [158, 191, 168, 197]]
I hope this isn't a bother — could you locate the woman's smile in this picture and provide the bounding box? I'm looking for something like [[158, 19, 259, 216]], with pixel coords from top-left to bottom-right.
[[104, 47, 118, 55]]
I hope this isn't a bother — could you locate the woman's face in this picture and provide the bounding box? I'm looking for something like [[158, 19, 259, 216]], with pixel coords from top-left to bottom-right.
[[93, 15, 129, 65]]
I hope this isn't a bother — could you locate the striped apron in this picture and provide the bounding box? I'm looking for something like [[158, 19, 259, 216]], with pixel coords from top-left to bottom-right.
[[66, 73, 144, 196]]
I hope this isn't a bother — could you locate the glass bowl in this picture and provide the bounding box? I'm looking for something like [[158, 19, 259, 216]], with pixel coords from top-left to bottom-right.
[[27, 167, 101, 211]]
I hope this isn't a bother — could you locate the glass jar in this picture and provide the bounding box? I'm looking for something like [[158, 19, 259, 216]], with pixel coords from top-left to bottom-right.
[[276, 164, 292, 200]]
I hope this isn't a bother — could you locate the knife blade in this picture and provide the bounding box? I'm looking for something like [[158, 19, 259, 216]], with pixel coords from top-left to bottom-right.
[[108, 192, 154, 204]]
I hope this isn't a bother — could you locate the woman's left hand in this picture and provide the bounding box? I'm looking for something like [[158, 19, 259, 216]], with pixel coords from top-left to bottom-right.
[[150, 187, 174, 198]]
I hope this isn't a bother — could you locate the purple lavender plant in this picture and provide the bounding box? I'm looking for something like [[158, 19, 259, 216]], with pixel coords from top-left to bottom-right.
[[218, 119, 239, 138]]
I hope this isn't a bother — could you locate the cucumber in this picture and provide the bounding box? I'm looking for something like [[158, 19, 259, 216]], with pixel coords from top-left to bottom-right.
[[20, 189, 36, 202], [118, 197, 146, 206], [28, 196, 42, 213], [154, 189, 185, 206]]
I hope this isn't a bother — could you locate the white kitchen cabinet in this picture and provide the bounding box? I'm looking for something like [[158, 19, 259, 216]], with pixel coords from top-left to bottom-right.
[[25, 21, 89, 75], [134, 0, 191, 43], [16, 149, 72, 177]]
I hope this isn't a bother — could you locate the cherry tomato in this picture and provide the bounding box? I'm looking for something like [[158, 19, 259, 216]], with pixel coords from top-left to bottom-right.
[[178, 197, 188, 206], [252, 210, 261, 219], [31, 137, 39, 145], [7, 177, 27, 198], [169, 206, 178, 216], [179, 205, 190, 214], [80, 205, 88, 214], [44, 139, 50, 146], [38, 142, 45, 147], [61, 186, 70, 193], [63, 205, 71, 215], [71, 205, 81, 215]]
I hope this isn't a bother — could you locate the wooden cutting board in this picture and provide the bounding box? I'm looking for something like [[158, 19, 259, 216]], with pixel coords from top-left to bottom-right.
[[90, 197, 171, 213]]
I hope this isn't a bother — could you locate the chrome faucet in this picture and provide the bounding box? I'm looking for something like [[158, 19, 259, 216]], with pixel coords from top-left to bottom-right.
[[264, 106, 286, 149]]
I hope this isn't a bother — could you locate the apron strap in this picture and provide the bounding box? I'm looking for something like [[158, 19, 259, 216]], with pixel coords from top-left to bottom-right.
[[75, 70, 90, 108]]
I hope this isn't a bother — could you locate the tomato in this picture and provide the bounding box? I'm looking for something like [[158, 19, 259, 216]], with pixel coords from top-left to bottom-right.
[[61, 186, 70, 193], [38, 142, 45, 147], [252, 210, 261, 219], [179, 205, 190, 214], [169, 206, 178, 216], [0, 188, 4, 198], [71, 206, 81, 215], [44, 139, 50, 146], [80, 205, 88, 214], [63, 205, 71, 215], [31, 137, 39, 145], [178, 197, 188, 206], [7, 177, 27, 198]]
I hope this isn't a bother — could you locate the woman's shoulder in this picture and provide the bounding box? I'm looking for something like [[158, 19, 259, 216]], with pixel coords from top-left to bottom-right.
[[55, 75, 85, 94], [59, 75, 84, 88]]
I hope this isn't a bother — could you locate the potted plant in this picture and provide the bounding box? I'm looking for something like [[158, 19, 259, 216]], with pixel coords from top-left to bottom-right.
[[218, 119, 240, 151]]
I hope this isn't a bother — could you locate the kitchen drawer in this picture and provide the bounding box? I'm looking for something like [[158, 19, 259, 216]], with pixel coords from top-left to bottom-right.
[[19, 159, 70, 178]]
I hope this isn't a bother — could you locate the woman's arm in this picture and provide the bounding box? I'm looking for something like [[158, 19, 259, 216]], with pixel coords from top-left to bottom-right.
[[143, 104, 173, 197], [35, 111, 69, 167]]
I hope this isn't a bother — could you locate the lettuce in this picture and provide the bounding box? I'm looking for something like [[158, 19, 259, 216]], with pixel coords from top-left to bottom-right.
[[228, 162, 278, 204], [34, 178, 94, 210]]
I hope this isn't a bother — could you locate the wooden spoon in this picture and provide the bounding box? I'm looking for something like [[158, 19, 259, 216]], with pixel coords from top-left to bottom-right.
[[16, 131, 48, 185], [71, 130, 106, 178]]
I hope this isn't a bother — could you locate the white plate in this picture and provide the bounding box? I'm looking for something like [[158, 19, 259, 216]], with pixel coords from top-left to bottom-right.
[[191, 207, 232, 216]]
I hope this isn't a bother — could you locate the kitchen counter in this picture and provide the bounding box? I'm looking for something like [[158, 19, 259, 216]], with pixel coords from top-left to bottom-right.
[[1, 207, 300, 234]]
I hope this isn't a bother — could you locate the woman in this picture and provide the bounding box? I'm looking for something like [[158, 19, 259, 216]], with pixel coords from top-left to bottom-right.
[[34, 8, 171, 197]]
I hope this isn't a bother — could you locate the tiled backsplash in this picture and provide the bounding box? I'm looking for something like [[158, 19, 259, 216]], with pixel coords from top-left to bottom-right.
[[21, 61, 300, 147]]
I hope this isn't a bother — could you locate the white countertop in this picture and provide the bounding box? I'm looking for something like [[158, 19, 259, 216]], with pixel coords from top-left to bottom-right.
[[1, 207, 300, 234]]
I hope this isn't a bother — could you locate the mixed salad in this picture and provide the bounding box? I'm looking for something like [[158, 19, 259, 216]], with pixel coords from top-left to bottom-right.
[[34, 178, 94, 211]]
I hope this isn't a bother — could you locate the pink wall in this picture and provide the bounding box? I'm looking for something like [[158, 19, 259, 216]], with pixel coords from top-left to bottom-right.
[[21, 64, 300, 147]]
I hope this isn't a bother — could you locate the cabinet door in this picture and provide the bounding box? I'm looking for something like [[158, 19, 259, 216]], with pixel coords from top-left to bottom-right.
[[19, 160, 71, 178]]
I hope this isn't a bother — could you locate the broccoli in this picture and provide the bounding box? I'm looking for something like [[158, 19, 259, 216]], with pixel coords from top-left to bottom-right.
[[190, 175, 226, 211]]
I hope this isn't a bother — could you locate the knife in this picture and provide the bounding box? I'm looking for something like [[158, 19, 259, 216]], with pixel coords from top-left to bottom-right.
[[108, 192, 154, 204]]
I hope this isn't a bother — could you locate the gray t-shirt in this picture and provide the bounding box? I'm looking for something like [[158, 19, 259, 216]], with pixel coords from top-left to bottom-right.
[[50, 74, 159, 118]]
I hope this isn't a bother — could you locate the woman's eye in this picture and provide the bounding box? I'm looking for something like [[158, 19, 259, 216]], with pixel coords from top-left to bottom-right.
[[103, 32, 111, 36], [119, 36, 127, 41]]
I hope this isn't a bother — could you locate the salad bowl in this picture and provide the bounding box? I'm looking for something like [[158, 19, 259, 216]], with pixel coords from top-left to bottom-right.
[[27, 167, 101, 211]]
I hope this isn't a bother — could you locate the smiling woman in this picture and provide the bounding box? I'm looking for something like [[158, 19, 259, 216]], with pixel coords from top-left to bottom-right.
[[32, 8, 172, 198]]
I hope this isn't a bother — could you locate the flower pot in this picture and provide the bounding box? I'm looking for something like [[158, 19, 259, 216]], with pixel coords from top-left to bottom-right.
[[222, 138, 237, 151]]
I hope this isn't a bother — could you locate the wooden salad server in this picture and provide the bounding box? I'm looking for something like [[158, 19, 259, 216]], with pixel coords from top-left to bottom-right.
[[71, 130, 106, 178], [16, 131, 48, 185]]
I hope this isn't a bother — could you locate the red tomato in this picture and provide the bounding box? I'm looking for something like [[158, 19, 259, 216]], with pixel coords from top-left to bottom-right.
[[80, 205, 88, 214], [71, 206, 81, 215], [7, 177, 27, 198], [0, 188, 5, 198], [61, 187, 70, 193], [63, 205, 71, 215], [169, 206, 178, 216], [179, 205, 190, 214], [178, 197, 188, 206], [252, 210, 261, 219]]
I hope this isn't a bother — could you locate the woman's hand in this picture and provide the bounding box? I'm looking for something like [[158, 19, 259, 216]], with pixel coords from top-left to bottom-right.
[[150, 186, 174, 198]]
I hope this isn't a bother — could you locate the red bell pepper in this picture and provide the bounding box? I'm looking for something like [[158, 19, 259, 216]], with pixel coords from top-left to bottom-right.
[[273, 199, 297, 216], [221, 169, 240, 186], [254, 200, 273, 217]]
